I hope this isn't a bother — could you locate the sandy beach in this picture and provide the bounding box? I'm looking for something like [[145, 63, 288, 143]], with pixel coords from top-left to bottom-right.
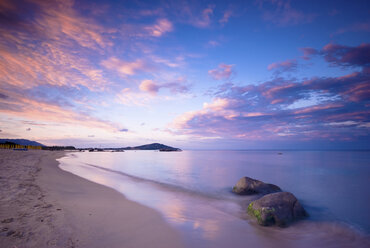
[[0, 150, 184, 248]]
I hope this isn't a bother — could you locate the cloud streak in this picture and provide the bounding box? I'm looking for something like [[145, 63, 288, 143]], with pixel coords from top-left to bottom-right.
[[256, 0, 315, 26], [139, 79, 189, 95]]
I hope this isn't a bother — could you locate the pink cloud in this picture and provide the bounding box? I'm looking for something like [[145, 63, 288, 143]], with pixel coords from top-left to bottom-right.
[[293, 104, 343, 114], [101, 57, 149, 77], [267, 59, 297, 72], [0, 0, 117, 92], [139, 80, 160, 94], [171, 98, 241, 130], [0, 39, 110, 91], [0, 92, 122, 132], [33, 0, 112, 51], [0, 0, 15, 12], [262, 83, 296, 100], [208, 64, 235, 80], [145, 18, 173, 37], [343, 82, 370, 102], [193, 5, 215, 28]]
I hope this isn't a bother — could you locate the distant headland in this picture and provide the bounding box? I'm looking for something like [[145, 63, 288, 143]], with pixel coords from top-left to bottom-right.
[[0, 139, 181, 152]]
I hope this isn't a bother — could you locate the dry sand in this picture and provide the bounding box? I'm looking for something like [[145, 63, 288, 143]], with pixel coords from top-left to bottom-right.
[[0, 150, 184, 248]]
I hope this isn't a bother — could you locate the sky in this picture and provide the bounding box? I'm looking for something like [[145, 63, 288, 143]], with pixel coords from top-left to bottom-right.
[[0, 0, 369, 149]]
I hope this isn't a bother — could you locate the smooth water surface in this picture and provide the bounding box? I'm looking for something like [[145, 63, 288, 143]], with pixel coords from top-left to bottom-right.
[[58, 150, 370, 247]]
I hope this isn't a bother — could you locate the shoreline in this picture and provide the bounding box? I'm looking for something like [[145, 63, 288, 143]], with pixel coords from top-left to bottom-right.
[[0, 150, 184, 248], [58, 150, 370, 248]]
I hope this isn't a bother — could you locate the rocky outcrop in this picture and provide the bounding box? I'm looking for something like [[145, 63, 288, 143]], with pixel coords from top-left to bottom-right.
[[232, 177, 281, 195], [247, 192, 307, 227]]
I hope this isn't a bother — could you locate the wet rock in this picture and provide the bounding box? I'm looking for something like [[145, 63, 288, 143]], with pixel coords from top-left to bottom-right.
[[232, 177, 281, 195], [247, 192, 307, 227]]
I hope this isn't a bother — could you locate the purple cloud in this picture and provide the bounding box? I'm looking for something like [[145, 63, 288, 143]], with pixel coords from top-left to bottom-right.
[[0, 93, 8, 99], [172, 66, 370, 141], [301, 43, 370, 68], [300, 47, 318, 60], [139, 78, 189, 95], [333, 22, 370, 36], [219, 10, 233, 25], [267, 59, 297, 73], [322, 43, 370, 67]]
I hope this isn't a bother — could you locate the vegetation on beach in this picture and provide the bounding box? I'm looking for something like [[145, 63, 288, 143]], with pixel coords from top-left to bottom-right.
[[0, 142, 42, 150]]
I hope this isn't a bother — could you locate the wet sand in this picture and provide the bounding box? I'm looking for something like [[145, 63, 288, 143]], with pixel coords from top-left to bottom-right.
[[0, 150, 184, 248]]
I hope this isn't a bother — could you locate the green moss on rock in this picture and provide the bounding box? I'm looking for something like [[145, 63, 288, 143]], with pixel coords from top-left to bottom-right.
[[247, 202, 263, 224], [248, 203, 277, 225]]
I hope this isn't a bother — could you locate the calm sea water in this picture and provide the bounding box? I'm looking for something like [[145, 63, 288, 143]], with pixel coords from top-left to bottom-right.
[[58, 150, 370, 248]]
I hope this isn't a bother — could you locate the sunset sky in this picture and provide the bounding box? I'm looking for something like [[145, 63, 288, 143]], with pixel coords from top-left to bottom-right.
[[0, 0, 369, 149]]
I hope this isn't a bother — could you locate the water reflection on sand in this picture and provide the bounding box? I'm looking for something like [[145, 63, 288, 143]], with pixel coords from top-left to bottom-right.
[[58, 151, 370, 248]]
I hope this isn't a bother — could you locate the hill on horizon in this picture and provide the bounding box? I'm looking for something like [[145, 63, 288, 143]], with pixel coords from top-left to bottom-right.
[[125, 143, 180, 150], [0, 139, 45, 147]]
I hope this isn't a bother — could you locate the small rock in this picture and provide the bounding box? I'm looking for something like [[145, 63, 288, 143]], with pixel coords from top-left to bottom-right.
[[232, 177, 281, 195], [1, 218, 14, 223], [247, 192, 307, 227], [14, 231, 24, 238], [6, 230, 15, 236]]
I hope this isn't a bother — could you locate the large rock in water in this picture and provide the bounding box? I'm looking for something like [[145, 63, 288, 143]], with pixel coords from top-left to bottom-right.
[[232, 177, 281, 195], [247, 192, 307, 227]]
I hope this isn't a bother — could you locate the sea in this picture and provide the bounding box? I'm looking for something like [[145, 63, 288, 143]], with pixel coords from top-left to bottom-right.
[[58, 150, 370, 248]]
